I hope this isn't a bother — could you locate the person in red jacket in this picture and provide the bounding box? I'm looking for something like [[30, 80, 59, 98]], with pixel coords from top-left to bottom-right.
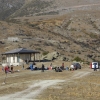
[[61, 63, 64, 70], [4, 66, 9, 74]]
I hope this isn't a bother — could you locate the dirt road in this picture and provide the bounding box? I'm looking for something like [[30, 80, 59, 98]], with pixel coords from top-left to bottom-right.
[[35, 3, 100, 15], [0, 70, 91, 100]]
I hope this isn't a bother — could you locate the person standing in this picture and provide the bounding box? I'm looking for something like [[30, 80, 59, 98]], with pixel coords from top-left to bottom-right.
[[22, 63, 24, 69], [49, 63, 52, 70], [93, 63, 97, 71], [62, 63, 64, 70], [50, 63, 52, 67], [42, 64, 45, 72], [11, 65, 14, 73], [4, 65, 9, 74]]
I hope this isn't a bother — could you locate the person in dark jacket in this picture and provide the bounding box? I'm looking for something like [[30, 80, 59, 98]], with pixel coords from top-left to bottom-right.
[[42, 64, 45, 72], [11, 65, 14, 73], [93, 63, 97, 71]]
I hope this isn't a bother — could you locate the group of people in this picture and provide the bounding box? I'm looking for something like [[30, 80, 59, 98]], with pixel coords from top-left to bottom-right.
[[54, 63, 64, 72], [55, 67, 63, 72], [27, 62, 65, 72]]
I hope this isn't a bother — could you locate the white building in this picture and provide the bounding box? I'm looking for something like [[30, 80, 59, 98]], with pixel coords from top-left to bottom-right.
[[2, 48, 40, 66], [7, 37, 20, 42]]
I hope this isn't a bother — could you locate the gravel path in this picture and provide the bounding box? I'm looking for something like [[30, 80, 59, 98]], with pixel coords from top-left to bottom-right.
[[0, 71, 91, 100]]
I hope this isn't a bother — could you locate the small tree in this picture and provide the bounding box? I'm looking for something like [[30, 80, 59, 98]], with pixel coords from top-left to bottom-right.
[[73, 56, 82, 62]]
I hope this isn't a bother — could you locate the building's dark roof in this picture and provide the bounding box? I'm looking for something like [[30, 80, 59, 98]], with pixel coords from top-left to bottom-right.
[[2, 48, 40, 55]]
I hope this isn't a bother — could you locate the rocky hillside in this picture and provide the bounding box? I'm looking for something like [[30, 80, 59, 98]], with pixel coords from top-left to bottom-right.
[[25, 10, 100, 63], [0, 10, 100, 63], [0, 0, 100, 64]]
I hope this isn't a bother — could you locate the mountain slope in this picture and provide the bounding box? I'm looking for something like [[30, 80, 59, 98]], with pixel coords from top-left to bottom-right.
[[0, 0, 25, 20], [10, 0, 100, 18], [0, 10, 100, 63], [0, 0, 100, 20]]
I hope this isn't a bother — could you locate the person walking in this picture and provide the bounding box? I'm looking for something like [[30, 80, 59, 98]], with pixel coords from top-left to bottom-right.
[[3, 65, 9, 84]]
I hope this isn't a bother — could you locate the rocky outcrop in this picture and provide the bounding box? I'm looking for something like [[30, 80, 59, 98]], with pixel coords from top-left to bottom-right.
[[41, 52, 67, 61]]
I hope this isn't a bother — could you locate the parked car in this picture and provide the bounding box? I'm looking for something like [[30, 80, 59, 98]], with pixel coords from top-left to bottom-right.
[[73, 63, 81, 70]]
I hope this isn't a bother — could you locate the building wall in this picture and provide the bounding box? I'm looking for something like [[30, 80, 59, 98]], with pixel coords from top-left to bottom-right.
[[19, 54, 30, 62], [31, 53, 40, 61], [6, 54, 31, 64], [2, 53, 40, 66]]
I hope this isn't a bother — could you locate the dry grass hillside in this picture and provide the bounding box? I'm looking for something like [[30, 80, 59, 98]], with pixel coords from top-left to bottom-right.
[[0, 10, 100, 63], [0, 0, 100, 63]]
